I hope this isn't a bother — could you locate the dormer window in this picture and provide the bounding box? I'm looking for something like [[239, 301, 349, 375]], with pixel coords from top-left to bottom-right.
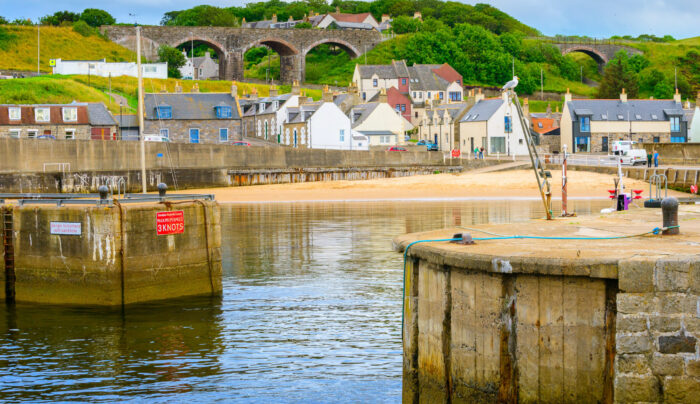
[[215, 106, 232, 119], [373, 78, 378, 87], [35, 108, 50, 122], [273, 101, 279, 110], [156, 106, 172, 119], [8, 107, 21, 121], [259, 103, 265, 113], [62, 107, 78, 122]]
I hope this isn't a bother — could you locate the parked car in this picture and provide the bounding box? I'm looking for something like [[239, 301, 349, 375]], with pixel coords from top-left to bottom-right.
[[416, 140, 438, 151], [144, 135, 169, 142], [620, 149, 647, 165], [232, 141, 251, 146], [387, 146, 407, 151], [37, 135, 56, 140]]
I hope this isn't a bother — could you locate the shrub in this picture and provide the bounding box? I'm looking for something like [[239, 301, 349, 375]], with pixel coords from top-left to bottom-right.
[[72, 20, 94, 37]]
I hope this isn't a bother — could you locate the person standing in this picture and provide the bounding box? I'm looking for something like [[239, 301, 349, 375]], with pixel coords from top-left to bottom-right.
[[479, 147, 484, 159], [653, 150, 659, 167], [647, 151, 652, 168], [474, 146, 479, 159]]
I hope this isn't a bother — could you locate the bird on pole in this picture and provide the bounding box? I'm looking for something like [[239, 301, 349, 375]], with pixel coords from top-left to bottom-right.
[[502, 75, 519, 91]]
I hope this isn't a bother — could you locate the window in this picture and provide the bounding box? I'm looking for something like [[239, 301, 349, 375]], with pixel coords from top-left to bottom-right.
[[414, 112, 418, 118], [65, 129, 75, 140], [259, 103, 265, 113], [159, 128, 169, 139], [62, 107, 78, 122], [412, 92, 416, 98], [156, 106, 172, 119], [653, 137, 660, 143], [580, 116, 590, 132], [9, 129, 20, 138], [671, 136, 685, 143], [490, 137, 506, 153], [27, 130, 37, 139], [362, 92, 366, 101], [439, 92, 443, 100], [340, 129, 345, 142], [670, 116, 680, 132], [189, 128, 200, 144], [293, 129, 298, 147], [395, 104, 401, 112], [35, 108, 50, 122], [537, 122, 543, 128], [215, 106, 232, 119], [575, 136, 590, 152], [373, 79, 378, 87], [143, 66, 157, 73], [8, 107, 21, 121], [401, 104, 406, 112], [504, 116, 513, 133], [219, 128, 228, 142], [402, 78, 406, 85], [427, 92, 431, 99], [264, 121, 268, 140], [449, 92, 461, 102], [519, 139, 523, 145]]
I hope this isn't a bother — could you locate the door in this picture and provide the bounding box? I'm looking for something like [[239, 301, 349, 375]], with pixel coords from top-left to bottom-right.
[[91, 127, 113, 140], [190, 128, 200, 144], [470, 137, 474, 152], [601, 136, 608, 152], [293, 129, 298, 148], [434, 134, 437, 145]]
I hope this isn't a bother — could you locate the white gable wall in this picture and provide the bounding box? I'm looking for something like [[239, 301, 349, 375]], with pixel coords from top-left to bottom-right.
[[486, 94, 529, 156], [308, 102, 353, 150]]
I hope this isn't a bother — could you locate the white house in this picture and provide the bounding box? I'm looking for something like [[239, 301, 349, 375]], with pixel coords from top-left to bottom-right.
[[349, 102, 413, 146], [52, 59, 167, 79], [459, 92, 529, 156], [312, 11, 379, 29], [282, 102, 353, 150], [688, 107, 700, 143]]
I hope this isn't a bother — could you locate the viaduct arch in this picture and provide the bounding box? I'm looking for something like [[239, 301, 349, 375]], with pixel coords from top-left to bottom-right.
[[552, 42, 643, 72], [103, 26, 383, 83]]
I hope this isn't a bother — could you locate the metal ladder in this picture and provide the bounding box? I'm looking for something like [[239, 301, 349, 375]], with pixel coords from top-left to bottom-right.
[[510, 91, 553, 220], [3, 208, 15, 303]]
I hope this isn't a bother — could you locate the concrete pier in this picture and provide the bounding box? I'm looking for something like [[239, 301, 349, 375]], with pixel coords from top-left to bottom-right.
[[394, 206, 700, 403], [1, 200, 221, 306]]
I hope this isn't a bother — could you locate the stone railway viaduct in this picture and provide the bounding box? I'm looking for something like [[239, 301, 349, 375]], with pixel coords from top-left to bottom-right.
[[103, 26, 383, 84], [552, 42, 643, 72]]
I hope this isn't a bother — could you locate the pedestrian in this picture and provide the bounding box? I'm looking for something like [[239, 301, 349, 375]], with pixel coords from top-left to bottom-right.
[[474, 146, 479, 159], [479, 147, 484, 159], [646, 151, 652, 168], [653, 150, 659, 167]]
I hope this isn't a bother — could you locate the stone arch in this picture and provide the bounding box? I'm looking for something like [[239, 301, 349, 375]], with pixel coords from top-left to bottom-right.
[[173, 36, 228, 80], [562, 46, 608, 72], [303, 38, 361, 59], [243, 37, 300, 56], [243, 38, 302, 84], [114, 35, 161, 61]]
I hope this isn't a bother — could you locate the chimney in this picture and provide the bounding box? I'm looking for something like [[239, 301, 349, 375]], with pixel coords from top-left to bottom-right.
[[546, 103, 552, 118], [620, 88, 627, 103], [382, 14, 390, 23], [322, 85, 333, 102], [231, 81, 238, 97], [250, 87, 258, 101], [242, 17, 246, 25], [696, 91, 700, 107], [288, 15, 293, 22], [556, 105, 559, 113], [564, 88, 572, 103], [292, 80, 301, 95], [336, 6, 340, 13], [685, 100, 691, 109], [673, 88, 681, 103], [475, 88, 485, 103], [269, 85, 278, 97], [379, 87, 388, 104], [205, 51, 211, 59], [413, 11, 422, 20], [272, 14, 277, 23], [191, 83, 200, 93], [175, 81, 182, 93], [523, 97, 530, 117], [466, 89, 476, 107]]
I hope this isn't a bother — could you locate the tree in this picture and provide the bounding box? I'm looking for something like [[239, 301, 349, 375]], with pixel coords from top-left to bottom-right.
[[391, 15, 421, 33], [167, 5, 238, 26], [158, 45, 186, 79], [653, 80, 674, 99], [41, 11, 80, 26], [80, 9, 115, 27], [597, 53, 639, 99], [72, 20, 94, 37], [0, 16, 10, 25]]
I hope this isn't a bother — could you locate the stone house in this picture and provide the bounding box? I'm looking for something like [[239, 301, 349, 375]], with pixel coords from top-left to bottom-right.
[[459, 91, 529, 156], [143, 84, 242, 144], [0, 102, 117, 140], [179, 51, 220, 80], [349, 100, 413, 147], [417, 102, 471, 151], [311, 10, 379, 30], [239, 88, 297, 144], [282, 101, 352, 149], [561, 89, 689, 153]]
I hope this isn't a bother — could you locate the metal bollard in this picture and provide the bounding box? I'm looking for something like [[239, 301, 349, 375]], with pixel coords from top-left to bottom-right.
[[98, 185, 109, 200], [157, 183, 168, 198], [661, 197, 679, 235]]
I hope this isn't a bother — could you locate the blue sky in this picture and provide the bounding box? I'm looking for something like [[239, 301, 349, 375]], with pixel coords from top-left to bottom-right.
[[4, 0, 699, 39]]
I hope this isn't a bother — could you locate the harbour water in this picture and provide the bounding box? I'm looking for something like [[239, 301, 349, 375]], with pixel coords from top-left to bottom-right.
[[0, 199, 609, 403]]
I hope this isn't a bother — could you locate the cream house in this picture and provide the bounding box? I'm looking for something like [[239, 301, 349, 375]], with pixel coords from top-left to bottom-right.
[[561, 89, 689, 153], [417, 102, 470, 151], [349, 102, 413, 146]]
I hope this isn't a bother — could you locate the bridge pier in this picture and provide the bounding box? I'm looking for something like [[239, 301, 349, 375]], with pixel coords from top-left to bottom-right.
[[223, 51, 244, 81], [280, 54, 304, 85]]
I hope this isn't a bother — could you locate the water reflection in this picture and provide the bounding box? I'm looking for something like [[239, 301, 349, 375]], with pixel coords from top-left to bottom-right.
[[0, 199, 608, 403]]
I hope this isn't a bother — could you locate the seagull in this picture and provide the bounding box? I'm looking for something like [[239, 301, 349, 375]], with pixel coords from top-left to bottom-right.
[[502, 76, 519, 90]]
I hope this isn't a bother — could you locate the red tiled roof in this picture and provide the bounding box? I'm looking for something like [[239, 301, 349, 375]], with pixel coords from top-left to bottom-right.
[[431, 64, 462, 84], [329, 12, 374, 24], [531, 117, 556, 134]]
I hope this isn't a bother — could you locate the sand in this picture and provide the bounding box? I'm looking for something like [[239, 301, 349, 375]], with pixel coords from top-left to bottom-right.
[[172, 169, 688, 203]]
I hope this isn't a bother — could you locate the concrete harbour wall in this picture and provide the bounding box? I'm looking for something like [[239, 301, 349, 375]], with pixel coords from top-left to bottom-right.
[[1, 201, 222, 306]]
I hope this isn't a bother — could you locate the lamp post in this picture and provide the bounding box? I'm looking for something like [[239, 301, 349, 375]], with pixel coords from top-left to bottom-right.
[[190, 32, 194, 80]]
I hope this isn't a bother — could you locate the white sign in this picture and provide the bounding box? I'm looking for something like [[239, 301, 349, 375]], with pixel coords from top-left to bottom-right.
[[50, 222, 82, 236]]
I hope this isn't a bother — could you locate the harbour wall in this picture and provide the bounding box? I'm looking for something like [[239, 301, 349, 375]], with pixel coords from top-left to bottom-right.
[[1, 200, 222, 306], [0, 139, 498, 193]]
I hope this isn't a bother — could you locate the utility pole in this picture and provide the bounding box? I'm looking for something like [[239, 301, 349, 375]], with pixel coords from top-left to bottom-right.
[[108, 73, 112, 105], [674, 67, 677, 91], [37, 23, 40, 75], [191, 32, 194, 80], [512, 58, 515, 77], [540, 68, 543, 100], [136, 25, 147, 194]]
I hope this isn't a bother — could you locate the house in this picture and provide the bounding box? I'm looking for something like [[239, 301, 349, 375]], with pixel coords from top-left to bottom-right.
[[116, 114, 139, 141], [179, 51, 219, 80], [239, 87, 297, 144], [353, 60, 409, 102], [378, 14, 392, 32], [52, 59, 167, 79], [0, 102, 117, 140], [349, 100, 413, 147], [143, 82, 242, 144], [408, 64, 463, 106], [417, 102, 471, 151], [689, 107, 700, 143], [561, 89, 690, 153], [459, 91, 529, 156], [312, 9, 379, 30], [243, 14, 300, 29], [282, 101, 352, 149]]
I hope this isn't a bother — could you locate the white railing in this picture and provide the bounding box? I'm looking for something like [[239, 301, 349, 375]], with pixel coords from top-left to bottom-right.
[[541, 154, 620, 167]]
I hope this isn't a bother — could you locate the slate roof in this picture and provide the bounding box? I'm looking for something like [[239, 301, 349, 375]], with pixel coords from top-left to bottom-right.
[[349, 102, 381, 128], [329, 21, 377, 30], [407, 65, 449, 91], [358, 64, 400, 79], [87, 103, 118, 126], [425, 103, 470, 121], [144, 93, 240, 120], [286, 103, 321, 123], [116, 114, 138, 128], [565, 100, 687, 122], [460, 99, 504, 122]]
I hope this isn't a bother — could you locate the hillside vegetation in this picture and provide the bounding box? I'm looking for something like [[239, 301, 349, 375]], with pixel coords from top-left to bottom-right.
[[0, 25, 134, 73]]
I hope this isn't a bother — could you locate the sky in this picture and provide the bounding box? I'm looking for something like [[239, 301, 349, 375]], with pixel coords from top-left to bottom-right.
[[4, 0, 699, 39]]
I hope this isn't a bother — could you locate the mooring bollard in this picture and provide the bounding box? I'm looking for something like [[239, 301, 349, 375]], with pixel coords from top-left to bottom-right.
[[98, 185, 109, 200], [661, 197, 679, 235], [158, 183, 168, 198]]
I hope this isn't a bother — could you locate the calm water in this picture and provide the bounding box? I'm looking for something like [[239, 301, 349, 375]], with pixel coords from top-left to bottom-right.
[[0, 199, 609, 403]]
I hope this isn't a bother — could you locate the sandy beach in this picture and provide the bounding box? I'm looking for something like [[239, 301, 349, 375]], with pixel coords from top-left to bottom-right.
[[173, 169, 688, 203]]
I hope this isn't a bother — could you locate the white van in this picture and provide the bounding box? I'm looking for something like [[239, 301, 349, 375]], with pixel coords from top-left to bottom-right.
[[612, 140, 635, 155], [144, 135, 169, 142], [621, 149, 647, 166]]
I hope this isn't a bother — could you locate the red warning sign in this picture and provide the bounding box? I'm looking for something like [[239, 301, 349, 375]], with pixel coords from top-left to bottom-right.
[[156, 211, 184, 235]]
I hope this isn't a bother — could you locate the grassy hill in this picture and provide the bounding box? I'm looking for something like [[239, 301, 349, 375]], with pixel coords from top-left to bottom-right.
[[0, 25, 134, 73]]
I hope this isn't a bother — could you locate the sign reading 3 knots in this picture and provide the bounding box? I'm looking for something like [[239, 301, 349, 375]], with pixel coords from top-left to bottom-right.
[[156, 211, 185, 235]]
